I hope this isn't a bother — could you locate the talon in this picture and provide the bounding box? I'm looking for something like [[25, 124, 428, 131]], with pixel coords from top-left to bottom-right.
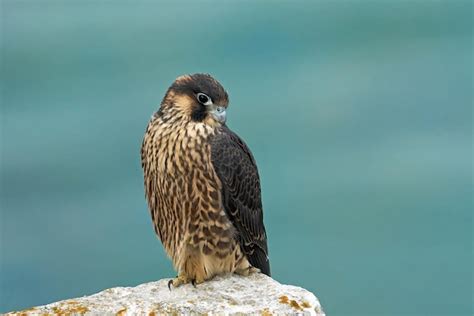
[[168, 274, 191, 288], [191, 279, 197, 288]]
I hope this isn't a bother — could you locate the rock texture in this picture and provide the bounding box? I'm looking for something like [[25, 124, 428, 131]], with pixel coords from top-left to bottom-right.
[[6, 273, 324, 315]]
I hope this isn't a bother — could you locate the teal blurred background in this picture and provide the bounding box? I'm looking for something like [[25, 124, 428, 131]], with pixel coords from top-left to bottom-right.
[[1, 1, 472, 315]]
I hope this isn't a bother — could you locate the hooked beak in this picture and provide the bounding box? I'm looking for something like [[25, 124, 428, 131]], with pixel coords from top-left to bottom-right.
[[207, 104, 227, 124]]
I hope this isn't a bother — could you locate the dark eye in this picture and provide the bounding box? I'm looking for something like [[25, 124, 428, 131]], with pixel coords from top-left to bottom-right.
[[197, 93, 211, 104]]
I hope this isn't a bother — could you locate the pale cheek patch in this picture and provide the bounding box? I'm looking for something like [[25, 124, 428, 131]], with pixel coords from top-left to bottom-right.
[[172, 94, 196, 116]]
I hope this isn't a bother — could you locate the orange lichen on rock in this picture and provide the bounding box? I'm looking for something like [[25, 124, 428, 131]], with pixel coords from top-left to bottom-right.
[[279, 294, 312, 311], [289, 299, 302, 310], [50, 301, 89, 315], [6, 306, 37, 316], [116, 307, 127, 316], [9, 302, 89, 316], [278, 295, 289, 304]]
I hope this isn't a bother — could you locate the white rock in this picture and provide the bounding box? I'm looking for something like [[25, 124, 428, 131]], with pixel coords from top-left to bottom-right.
[[6, 273, 325, 315]]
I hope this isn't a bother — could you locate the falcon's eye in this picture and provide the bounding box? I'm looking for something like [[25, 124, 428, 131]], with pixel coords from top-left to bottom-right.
[[197, 93, 211, 105]]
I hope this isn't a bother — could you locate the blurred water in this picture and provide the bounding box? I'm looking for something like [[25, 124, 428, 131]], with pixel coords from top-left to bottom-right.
[[1, 1, 472, 315]]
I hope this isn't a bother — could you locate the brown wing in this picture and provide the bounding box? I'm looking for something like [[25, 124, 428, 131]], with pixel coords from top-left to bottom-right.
[[210, 126, 270, 276]]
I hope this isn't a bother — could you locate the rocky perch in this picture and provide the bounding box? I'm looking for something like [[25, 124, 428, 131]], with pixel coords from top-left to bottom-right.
[[7, 273, 324, 315]]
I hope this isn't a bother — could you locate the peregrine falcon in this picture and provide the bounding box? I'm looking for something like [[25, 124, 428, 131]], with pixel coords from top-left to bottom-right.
[[141, 74, 270, 287]]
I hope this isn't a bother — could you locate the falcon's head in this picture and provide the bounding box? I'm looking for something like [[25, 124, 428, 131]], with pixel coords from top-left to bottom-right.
[[159, 73, 229, 126]]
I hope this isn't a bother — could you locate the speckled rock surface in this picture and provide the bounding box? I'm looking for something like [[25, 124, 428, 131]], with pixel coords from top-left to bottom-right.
[[6, 273, 324, 315]]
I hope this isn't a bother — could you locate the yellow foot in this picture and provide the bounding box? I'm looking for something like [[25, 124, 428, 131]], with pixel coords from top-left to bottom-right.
[[191, 276, 205, 287], [235, 266, 260, 276], [167, 275, 205, 290], [168, 275, 190, 290]]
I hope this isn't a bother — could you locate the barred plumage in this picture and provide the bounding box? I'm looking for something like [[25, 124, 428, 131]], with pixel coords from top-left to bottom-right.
[[141, 74, 270, 287]]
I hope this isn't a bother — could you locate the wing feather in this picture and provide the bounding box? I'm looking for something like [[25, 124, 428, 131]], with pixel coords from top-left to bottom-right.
[[210, 126, 270, 276]]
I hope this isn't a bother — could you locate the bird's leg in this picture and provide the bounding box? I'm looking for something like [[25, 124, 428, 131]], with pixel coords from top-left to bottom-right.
[[168, 257, 206, 289]]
